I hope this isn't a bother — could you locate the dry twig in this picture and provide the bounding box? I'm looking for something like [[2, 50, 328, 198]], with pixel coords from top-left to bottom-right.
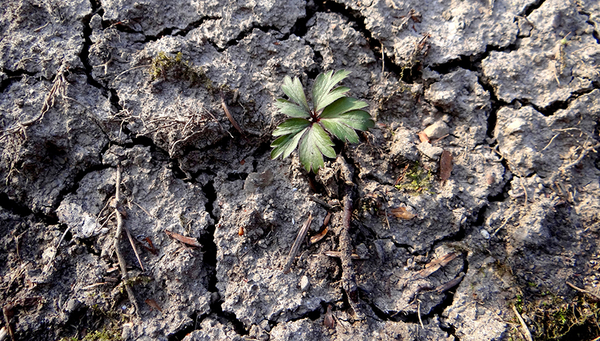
[[566, 281, 600, 301], [512, 305, 533, 341], [337, 156, 364, 319], [112, 165, 141, 318]]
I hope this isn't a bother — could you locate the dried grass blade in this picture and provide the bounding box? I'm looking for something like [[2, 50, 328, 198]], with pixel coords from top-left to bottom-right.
[[414, 252, 458, 279], [324, 251, 362, 260], [220, 94, 246, 139], [283, 214, 313, 273]]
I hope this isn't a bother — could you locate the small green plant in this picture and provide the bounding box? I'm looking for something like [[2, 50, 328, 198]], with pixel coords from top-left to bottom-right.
[[514, 294, 524, 313], [395, 162, 433, 194], [270, 70, 374, 172], [149, 52, 212, 88], [59, 327, 122, 341]]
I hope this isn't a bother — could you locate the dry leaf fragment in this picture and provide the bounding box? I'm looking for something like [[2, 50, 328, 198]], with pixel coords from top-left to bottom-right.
[[440, 150, 453, 181], [414, 252, 458, 279], [323, 304, 335, 329], [434, 273, 465, 294], [238, 226, 244, 236], [145, 299, 163, 312], [164, 230, 201, 248], [417, 131, 430, 143], [310, 227, 328, 244], [142, 237, 158, 255], [390, 207, 415, 220]]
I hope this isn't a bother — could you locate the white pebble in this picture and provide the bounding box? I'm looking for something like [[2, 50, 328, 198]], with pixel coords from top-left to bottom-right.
[[480, 229, 490, 239], [300, 275, 310, 291]]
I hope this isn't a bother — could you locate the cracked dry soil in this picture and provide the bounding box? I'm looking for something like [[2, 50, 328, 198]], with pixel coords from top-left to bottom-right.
[[1, 0, 600, 340]]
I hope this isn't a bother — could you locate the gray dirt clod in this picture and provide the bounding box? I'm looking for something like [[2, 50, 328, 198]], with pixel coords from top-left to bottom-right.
[[482, 0, 600, 108], [0, 0, 89, 77]]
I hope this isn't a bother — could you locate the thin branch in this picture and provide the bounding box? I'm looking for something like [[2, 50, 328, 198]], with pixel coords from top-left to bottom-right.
[[566, 281, 600, 300], [337, 156, 364, 319], [113, 164, 141, 318], [340, 192, 363, 319], [308, 195, 334, 210], [540, 132, 561, 151]]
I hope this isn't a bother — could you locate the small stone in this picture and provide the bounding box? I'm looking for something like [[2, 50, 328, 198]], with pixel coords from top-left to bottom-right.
[[417, 142, 444, 160], [481, 229, 490, 239], [422, 121, 449, 139], [300, 275, 310, 292]]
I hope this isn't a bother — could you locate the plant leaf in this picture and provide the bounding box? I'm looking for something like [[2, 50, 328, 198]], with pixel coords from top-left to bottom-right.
[[282, 76, 310, 112], [338, 110, 375, 131], [275, 99, 310, 118], [315, 86, 350, 112], [320, 97, 368, 118], [312, 70, 351, 112], [272, 118, 310, 136], [320, 119, 359, 144], [270, 127, 308, 160], [298, 124, 336, 172]]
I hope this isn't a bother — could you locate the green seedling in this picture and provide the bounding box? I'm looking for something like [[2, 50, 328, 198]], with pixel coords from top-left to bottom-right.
[[270, 70, 375, 172]]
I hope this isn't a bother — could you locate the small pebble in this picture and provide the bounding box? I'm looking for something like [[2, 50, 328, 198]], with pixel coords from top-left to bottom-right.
[[300, 275, 310, 291], [481, 229, 490, 239]]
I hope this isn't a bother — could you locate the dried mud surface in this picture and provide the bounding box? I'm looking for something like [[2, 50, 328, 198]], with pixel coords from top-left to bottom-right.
[[1, 0, 599, 340]]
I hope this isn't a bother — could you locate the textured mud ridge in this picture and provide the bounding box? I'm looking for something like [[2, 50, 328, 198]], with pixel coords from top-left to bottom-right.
[[1, 0, 599, 340]]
